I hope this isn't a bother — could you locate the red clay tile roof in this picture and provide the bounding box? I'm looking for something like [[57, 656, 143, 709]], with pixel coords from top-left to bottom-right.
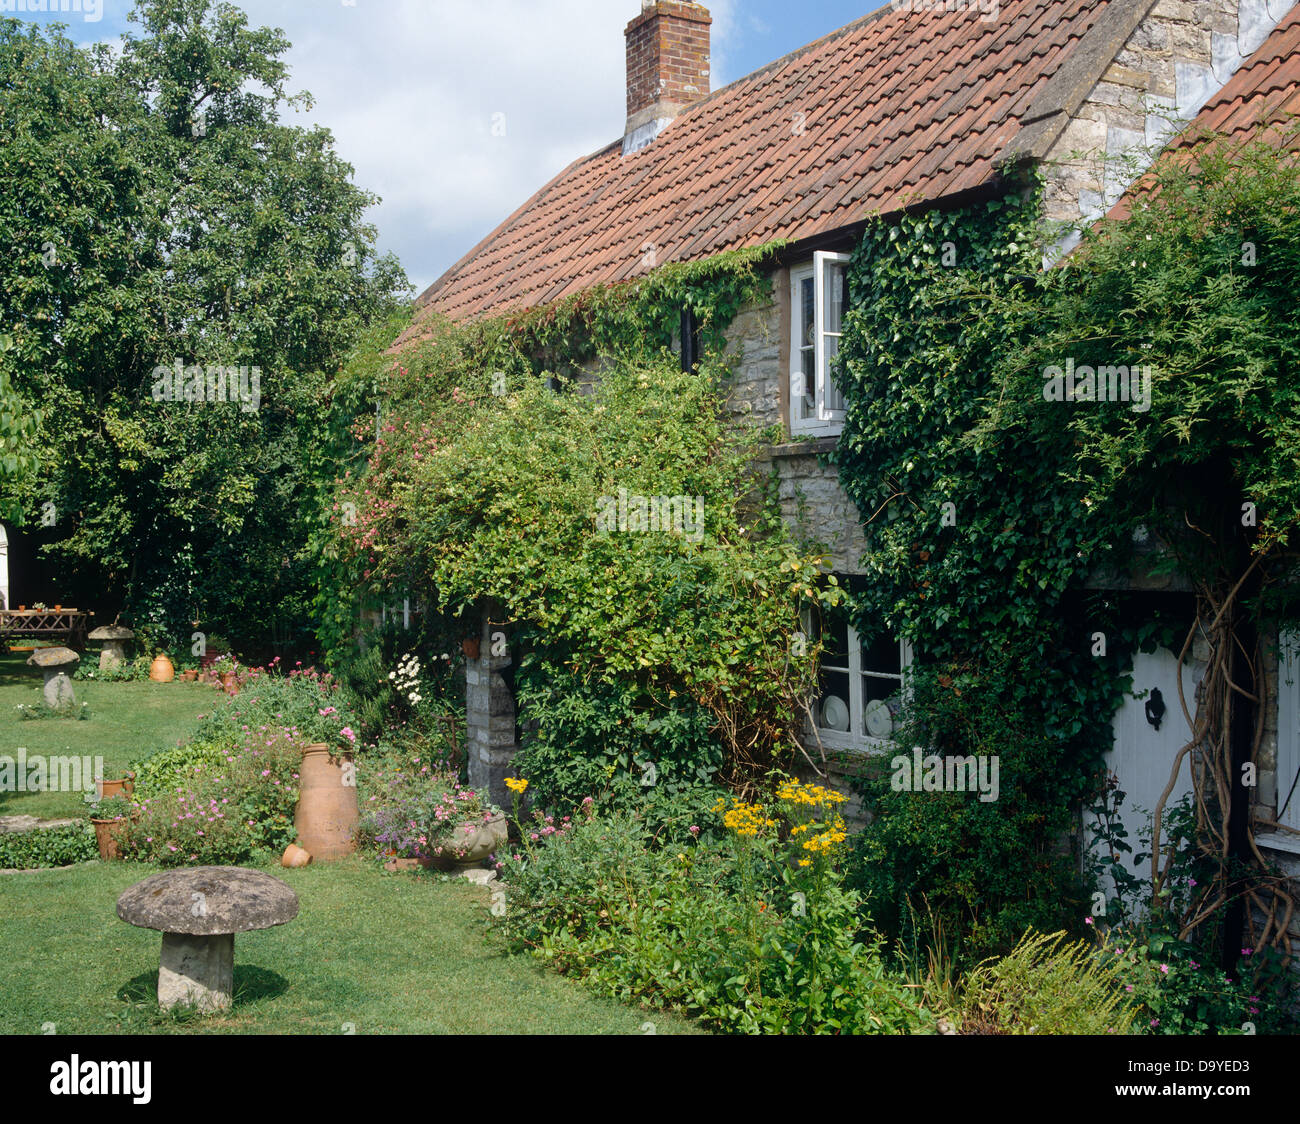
[[404, 0, 1132, 333], [1109, 4, 1300, 221]]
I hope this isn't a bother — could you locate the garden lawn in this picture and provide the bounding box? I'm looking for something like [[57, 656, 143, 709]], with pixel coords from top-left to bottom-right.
[[0, 651, 212, 820], [0, 855, 702, 1034]]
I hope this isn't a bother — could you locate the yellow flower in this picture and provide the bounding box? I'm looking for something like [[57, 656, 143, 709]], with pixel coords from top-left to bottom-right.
[[505, 777, 529, 794], [798, 859, 811, 868]]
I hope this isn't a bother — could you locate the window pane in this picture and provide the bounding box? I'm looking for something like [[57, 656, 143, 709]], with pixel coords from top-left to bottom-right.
[[824, 334, 844, 412], [861, 634, 901, 677], [801, 277, 815, 347], [863, 674, 901, 706], [817, 669, 852, 732], [812, 604, 850, 667], [824, 264, 846, 334]]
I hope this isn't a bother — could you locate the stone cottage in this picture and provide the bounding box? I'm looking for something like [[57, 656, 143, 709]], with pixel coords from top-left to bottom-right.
[[400, 0, 1300, 938]]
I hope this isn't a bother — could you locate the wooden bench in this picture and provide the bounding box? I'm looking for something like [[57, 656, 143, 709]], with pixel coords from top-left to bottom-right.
[[0, 609, 91, 652]]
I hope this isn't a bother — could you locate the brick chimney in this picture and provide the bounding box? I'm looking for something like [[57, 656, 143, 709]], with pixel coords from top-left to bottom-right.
[[623, 1, 712, 156]]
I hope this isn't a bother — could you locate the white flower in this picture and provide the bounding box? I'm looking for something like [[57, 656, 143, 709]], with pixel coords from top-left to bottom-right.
[[388, 671, 395, 680]]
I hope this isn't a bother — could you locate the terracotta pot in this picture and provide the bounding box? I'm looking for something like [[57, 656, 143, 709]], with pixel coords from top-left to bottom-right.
[[149, 654, 175, 682], [429, 811, 508, 870], [180, 668, 199, 682], [91, 818, 125, 861], [281, 843, 312, 868], [96, 777, 134, 800], [219, 670, 239, 694], [461, 637, 480, 660], [294, 744, 359, 861]]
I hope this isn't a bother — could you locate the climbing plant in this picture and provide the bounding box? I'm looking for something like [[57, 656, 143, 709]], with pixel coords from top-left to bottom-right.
[[836, 132, 1300, 966], [322, 247, 845, 797]]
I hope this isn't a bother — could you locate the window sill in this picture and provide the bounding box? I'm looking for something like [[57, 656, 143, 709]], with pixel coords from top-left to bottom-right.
[[771, 437, 838, 458], [801, 731, 897, 756], [1255, 830, 1300, 857]]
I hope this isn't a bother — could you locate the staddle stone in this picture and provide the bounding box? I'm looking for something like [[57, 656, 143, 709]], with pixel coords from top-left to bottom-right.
[[116, 866, 299, 1012]]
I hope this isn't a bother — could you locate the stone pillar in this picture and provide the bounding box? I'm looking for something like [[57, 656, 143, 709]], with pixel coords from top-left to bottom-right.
[[466, 610, 517, 811], [158, 931, 233, 1012]]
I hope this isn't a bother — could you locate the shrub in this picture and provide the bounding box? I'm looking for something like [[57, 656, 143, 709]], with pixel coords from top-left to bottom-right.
[[958, 929, 1136, 1035], [125, 728, 301, 867], [847, 655, 1091, 966], [130, 740, 233, 799], [494, 782, 933, 1034], [0, 823, 97, 869], [1101, 926, 1295, 1035], [513, 656, 725, 814]]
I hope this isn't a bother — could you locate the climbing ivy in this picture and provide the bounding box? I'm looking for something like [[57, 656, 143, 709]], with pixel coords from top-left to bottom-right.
[[836, 136, 1300, 963]]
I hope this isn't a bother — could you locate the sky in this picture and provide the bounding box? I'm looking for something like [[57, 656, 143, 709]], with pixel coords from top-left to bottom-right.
[[32, 1, 889, 295]]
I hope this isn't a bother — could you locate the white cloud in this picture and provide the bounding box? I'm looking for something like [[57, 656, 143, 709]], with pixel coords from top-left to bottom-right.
[[234, 0, 740, 295]]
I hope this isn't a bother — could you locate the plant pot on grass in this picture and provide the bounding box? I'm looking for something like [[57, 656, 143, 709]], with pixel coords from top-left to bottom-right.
[[294, 745, 359, 860], [149, 654, 175, 682], [90, 795, 134, 861]]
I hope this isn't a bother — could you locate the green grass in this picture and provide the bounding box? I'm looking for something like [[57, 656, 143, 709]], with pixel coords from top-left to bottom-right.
[[0, 651, 212, 819], [0, 856, 701, 1034], [0, 649, 704, 1034]]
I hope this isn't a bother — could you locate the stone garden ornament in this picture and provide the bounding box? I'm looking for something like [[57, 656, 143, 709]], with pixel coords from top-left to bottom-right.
[[116, 866, 299, 1013]]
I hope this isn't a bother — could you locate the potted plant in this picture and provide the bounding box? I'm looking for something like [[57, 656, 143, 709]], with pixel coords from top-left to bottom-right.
[[89, 794, 133, 860], [365, 772, 505, 873]]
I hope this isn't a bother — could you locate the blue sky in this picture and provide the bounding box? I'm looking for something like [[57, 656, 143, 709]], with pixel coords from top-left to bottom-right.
[[26, 1, 891, 294]]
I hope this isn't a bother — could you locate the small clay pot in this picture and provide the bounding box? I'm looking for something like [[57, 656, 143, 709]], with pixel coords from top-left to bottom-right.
[[281, 843, 312, 868], [97, 777, 134, 801], [461, 637, 480, 660], [91, 818, 127, 861], [180, 668, 199, 682]]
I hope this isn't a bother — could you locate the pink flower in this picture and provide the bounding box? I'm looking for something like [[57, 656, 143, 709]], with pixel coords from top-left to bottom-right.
[[1159, 964, 1169, 974], [1084, 916, 1094, 926]]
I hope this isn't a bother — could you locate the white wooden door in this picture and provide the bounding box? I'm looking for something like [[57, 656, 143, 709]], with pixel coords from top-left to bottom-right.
[[1086, 648, 1204, 904]]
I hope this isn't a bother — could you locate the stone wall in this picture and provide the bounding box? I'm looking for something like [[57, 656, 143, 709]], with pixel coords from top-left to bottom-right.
[[465, 610, 517, 813], [1043, 0, 1294, 254], [720, 281, 871, 576]]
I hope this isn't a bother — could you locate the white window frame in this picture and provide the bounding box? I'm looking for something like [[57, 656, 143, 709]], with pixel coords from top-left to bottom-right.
[[802, 606, 912, 753], [789, 251, 851, 437], [1278, 629, 1300, 830]]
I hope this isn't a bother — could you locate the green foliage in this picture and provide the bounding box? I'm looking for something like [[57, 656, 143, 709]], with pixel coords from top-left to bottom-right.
[[836, 136, 1300, 962], [338, 314, 843, 786], [129, 739, 232, 799], [959, 929, 1136, 1035], [513, 657, 724, 812], [0, 1, 409, 648], [496, 785, 933, 1034], [0, 823, 97, 869]]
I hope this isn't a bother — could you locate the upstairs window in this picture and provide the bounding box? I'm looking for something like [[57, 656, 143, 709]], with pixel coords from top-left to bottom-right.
[[790, 251, 851, 437]]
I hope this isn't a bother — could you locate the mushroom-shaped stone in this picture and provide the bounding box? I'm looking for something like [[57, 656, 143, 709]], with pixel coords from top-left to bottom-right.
[[116, 866, 299, 1013], [88, 624, 135, 672], [26, 646, 79, 709]]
